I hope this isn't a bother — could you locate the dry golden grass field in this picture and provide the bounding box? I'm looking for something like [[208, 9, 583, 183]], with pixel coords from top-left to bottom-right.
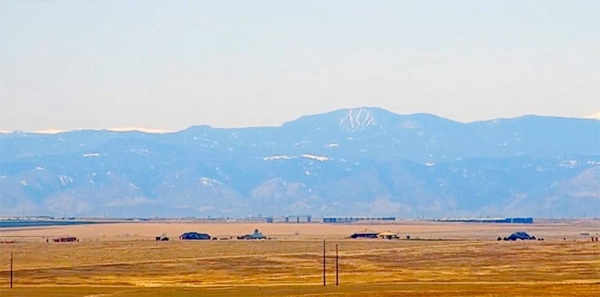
[[0, 221, 599, 296]]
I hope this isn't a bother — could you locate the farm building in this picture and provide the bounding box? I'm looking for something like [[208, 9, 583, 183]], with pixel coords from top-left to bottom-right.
[[52, 236, 77, 242], [378, 232, 400, 240], [503, 231, 536, 241], [238, 229, 267, 240], [179, 232, 211, 240], [350, 229, 380, 239]]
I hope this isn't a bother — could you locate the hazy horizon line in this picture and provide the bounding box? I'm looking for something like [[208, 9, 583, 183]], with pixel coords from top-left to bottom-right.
[[1, 107, 599, 134]]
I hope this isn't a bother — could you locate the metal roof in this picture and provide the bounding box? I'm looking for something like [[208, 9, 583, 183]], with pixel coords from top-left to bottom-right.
[[353, 229, 379, 235]]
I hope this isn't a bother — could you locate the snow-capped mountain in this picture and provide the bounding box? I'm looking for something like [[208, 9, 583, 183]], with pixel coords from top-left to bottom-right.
[[1, 108, 599, 218], [585, 112, 600, 120], [0, 127, 175, 134]]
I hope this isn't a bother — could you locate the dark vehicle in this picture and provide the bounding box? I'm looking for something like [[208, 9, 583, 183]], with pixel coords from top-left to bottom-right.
[[155, 235, 169, 241], [180, 232, 211, 240], [504, 231, 536, 241]]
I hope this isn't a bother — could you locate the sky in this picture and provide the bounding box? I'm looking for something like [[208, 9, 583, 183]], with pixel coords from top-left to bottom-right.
[[1, 0, 599, 131]]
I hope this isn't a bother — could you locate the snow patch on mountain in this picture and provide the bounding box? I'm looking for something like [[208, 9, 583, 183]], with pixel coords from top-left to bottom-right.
[[60, 175, 73, 186], [560, 160, 579, 168], [34, 129, 68, 134], [339, 108, 377, 130], [200, 177, 221, 186], [263, 155, 295, 161], [301, 154, 329, 161], [130, 149, 149, 154], [263, 154, 329, 161], [584, 112, 600, 120], [401, 121, 420, 129]]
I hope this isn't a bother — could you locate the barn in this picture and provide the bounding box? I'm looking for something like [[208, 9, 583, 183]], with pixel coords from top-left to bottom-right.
[[238, 229, 267, 240], [378, 232, 399, 240], [504, 231, 535, 241], [179, 232, 211, 240], [350, 229, 379, 239]]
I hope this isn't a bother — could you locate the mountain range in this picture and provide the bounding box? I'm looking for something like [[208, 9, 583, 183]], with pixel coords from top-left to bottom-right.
[[1, 107, 599, 218]]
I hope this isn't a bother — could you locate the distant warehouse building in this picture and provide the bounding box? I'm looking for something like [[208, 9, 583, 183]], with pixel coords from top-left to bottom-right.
[[297, 215, 311, 223], [323, 217, 396, 223], [266, 215, 312, 223], [437, 217, 533, 224]]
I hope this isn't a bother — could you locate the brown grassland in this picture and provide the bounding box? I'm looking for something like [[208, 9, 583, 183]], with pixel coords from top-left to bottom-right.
[[0, 221, 599, 296]]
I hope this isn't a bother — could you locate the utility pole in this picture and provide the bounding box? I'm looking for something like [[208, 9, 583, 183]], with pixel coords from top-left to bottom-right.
[[10, 251, 13, 289], [335, 244, 339, 286], [322, 239, 326, 286]]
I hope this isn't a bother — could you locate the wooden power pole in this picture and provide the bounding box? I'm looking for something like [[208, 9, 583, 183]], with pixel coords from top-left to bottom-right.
[[10, 251, 13, 289], [322, 239, 326, 286], [335, 244, 339, 286]]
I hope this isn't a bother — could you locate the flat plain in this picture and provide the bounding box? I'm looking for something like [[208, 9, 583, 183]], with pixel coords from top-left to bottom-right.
[[0, 221, 599, 296]]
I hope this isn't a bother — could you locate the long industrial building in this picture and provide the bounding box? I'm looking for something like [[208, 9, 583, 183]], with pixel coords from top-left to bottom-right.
[[265, 216, 396, 223], [323, 217, 396, 223], [436, 217, 534, 224]]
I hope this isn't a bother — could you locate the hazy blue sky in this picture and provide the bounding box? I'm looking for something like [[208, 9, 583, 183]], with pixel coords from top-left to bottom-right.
[[1, 0, 599, 131]]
